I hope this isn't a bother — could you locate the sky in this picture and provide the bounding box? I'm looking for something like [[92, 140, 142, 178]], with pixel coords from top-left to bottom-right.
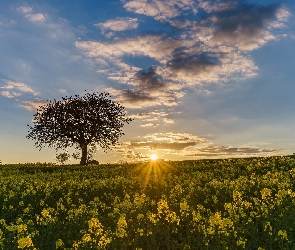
[[1, 0, 295, 164]]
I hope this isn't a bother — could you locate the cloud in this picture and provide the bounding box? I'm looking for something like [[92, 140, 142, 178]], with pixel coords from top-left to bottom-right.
[[17, 6, 33, 14], [75, 35, 180, 64], [207, 3, 280, 51], [166, 52, 221, 83], [0, 80, 43, 111], [123, 150, 150, 160], [199, 0, 237, 13], [275, 5, 291, 22], [113, 132, 207, 160], [58, 89, 67, 94], [0, 80, 37, 98], [106, 66, 184, 108], [17, 5, 46, 23], [114, 132, 280, 161], [186, 145, 278, 157], [0, 91, 19, 98], [128, 110, 175, 127], [129, 132, 207, 150], [25, 13, 46, 23], [21, 99, 48, 112], [140, 123, 155, 127], [105, 88, 157, 108], [123, 0, 198, 21], [95, 17, 139, 33], [163, 118, 174, 124], [76, 1, 290, 109], [129, 110, 169, 121]]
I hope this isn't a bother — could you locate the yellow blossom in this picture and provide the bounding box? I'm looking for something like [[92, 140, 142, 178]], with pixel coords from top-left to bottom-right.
[[18, 236, 34, 249], [41, 209, 50, 218]]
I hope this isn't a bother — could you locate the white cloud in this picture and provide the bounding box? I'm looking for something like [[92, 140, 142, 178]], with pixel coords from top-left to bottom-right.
[[163, 118, 174, 124], [123, 0, 198, 21], [76, 2, 289, 110], [58, 89, 67, 94], [21, 100, 48, 112], [199, 0, 237, 13], [25, 13, 46, 23], [1, 80, 36, 94], [17, 6, 33, 14], [140, 123, 155, 127], [275, 6, 291, 22], [95, 17, 139, 33], [17, 5, 46, 23], [1, 91, 14, 98]]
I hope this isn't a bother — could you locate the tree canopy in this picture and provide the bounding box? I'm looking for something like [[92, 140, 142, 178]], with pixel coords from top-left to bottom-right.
[[27, 92, 132, 165]]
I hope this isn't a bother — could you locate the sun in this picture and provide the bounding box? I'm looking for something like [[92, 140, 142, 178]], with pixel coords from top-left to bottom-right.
[[150, 154, 158, 161]]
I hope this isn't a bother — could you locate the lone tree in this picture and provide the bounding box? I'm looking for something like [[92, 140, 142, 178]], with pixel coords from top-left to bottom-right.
[[27, 92, 132, 165]]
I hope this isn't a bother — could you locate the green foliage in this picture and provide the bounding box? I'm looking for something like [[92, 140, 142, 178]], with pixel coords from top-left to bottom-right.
[[56, 152, 70, 165], [26, 92, 132, 165], [1, 156, 295, 249]]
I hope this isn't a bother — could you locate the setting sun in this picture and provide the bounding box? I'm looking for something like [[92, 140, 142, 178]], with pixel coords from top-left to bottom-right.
[[150, 154, 158, 161]]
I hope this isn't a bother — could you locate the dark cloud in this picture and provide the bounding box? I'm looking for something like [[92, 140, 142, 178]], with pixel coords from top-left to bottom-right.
[[118, 89, 156, 103], [134, 66, 165, 89], [167, 51, 221, 78], [107, 66, 184, 108], [187, 145, 277, 157], [210, 3, 279, 50]]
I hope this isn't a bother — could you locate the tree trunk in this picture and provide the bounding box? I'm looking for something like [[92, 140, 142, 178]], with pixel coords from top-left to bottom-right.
[[80, 144, 87, 165]]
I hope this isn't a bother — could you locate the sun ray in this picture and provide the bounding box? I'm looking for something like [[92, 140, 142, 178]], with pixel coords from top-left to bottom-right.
[[131, 159, 177, 194]]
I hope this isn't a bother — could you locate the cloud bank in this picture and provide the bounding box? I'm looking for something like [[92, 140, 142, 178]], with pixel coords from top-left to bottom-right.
[[114, 132, 279, 161], [76, 1, 290, 108]]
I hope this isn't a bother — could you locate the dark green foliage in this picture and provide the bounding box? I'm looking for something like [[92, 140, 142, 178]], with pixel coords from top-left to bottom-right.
[[27, 92, 132, 165]]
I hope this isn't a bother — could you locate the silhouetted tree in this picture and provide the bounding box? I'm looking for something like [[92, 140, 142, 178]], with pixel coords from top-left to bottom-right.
[[56, 152, 70, 165], [27, 92, 132, 165]]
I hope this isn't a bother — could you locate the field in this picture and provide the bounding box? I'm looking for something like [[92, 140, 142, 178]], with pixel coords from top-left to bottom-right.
[[1, 156, 295, 249]]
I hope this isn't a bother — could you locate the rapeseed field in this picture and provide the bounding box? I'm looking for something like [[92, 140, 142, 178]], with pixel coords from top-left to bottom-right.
[[1, 156, 295, 249]]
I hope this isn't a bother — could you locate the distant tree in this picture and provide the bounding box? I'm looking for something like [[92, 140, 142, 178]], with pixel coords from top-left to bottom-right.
[[27, 92, 132, 165]]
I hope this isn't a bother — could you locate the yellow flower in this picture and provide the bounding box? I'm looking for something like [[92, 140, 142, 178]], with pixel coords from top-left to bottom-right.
[[148, 213, 158, 224], [137, 228, 144, 236], [41, 209, 50, 218], [237, 238, 247, 248], [116, 215, 127, 238], [18, 236, 34, 249], [82, 234, 92, 242], [137, 213, 144, 221], [17, 224, 27, 233], [277, 230, 288, 240], [98, 235, 111, 247], [180, 200, 189, 212], [55, 239, 64, 248], [260, 188, 272, 199]]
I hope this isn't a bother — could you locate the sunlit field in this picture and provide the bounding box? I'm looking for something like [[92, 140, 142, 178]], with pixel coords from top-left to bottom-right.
[[1, 156, 295, 249]]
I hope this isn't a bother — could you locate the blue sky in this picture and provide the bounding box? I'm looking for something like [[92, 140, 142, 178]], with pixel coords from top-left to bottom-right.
[[0, 0, 295, 163]]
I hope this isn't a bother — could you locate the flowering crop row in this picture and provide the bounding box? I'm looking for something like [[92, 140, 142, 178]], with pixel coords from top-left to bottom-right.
[[1, 156, 295, 249]]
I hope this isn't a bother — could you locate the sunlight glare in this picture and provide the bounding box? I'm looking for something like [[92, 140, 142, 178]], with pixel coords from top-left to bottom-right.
[[150, 154, 158, 161]]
